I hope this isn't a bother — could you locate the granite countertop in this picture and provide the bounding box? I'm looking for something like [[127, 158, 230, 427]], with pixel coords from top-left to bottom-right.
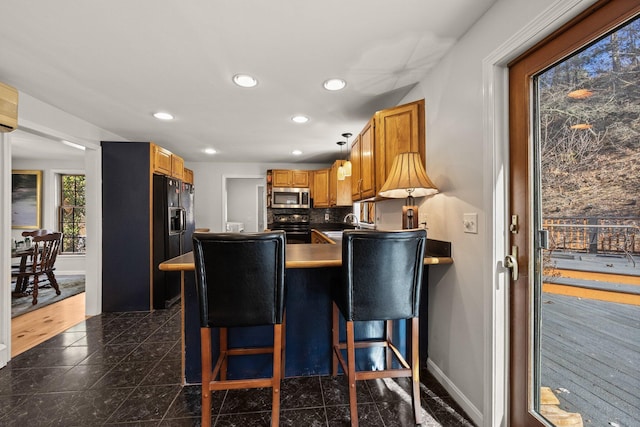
[[159, 244, 452, 271]]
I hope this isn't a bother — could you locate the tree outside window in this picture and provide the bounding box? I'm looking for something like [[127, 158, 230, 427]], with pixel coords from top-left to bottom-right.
[[59, 174, 86, 254]]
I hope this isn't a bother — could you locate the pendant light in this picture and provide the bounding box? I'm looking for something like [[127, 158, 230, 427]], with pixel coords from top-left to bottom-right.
[[341, 133, 352, 177], [336, 141, 346, 181]]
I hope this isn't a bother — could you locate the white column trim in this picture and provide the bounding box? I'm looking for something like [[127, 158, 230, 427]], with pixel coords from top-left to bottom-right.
[[0, 133, 12, 367]]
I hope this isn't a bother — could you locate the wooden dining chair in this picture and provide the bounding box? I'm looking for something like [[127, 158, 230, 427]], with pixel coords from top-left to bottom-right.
[[11, 231, 63, 305], [11, 229, 53, 268]]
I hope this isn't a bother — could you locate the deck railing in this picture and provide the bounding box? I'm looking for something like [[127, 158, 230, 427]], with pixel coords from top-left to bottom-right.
[[543, 217, 640, 256]]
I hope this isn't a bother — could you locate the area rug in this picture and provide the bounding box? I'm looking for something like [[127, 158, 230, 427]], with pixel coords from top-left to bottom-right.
[[11, 275, 85, 318]]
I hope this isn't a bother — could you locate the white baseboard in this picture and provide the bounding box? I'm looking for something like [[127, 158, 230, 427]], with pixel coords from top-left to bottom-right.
[[56, 270, 85, 276], [427, 358, 483, 426], [0, 344, 7, 368]]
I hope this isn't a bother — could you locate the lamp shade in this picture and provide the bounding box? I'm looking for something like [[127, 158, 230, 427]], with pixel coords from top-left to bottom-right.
[[342, 160, 352, 177], [378, 152, 438, 198]]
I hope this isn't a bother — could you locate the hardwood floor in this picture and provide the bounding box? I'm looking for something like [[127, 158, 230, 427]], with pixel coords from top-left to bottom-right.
[[11, 292, 87, 357]]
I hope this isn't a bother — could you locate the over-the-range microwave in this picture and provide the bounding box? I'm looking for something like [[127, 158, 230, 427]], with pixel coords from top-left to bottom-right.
[[271, 187, 310, 208]]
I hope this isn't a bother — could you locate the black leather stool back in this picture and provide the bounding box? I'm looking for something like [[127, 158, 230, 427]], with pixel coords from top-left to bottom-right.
[[193, 231, 286, 327], [335, 229, 426, 321]]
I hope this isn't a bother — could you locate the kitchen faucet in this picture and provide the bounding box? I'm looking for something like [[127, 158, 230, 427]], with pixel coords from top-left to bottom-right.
[[343, 213, 360, 229]]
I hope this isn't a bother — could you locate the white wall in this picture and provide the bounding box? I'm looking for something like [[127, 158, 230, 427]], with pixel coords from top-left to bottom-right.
[[187, 162, 329, 232], [226, 178, 263, 232]]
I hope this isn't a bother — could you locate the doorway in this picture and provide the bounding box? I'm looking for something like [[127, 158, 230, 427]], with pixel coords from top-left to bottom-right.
[[508, 1, 640, 425], [5, 128, 99, 359], [223, 176, 266, 233]]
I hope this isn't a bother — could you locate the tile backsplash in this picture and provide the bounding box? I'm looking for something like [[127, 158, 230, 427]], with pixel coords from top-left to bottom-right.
[[267, 207, 353, 224]]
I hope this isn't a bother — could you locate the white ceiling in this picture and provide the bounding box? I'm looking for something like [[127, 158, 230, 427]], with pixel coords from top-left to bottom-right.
[[2, 0, 496, 163]]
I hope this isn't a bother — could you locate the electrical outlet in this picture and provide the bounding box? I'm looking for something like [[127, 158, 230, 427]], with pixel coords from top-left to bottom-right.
[[418, 212, 428, 229], [463, 213, 478, 234]]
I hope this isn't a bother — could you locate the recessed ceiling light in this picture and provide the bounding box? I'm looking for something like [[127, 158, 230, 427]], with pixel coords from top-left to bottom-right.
[[292, 150, 302, 156], [291, 115, 309, 123], [233, 74, 258, 88], [323, 78, 346, 91], [204, 148, 217, 155], [153, 112, 174, 120]]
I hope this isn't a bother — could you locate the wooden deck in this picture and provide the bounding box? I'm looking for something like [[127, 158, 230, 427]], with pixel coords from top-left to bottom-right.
[[540, 292, 640, 426]]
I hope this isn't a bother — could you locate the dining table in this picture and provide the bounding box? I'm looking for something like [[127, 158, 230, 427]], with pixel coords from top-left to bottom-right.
[[159, 239, 453, 385]]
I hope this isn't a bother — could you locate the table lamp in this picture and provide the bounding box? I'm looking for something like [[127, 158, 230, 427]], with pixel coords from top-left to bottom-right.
[[378, 152, 438, 229]]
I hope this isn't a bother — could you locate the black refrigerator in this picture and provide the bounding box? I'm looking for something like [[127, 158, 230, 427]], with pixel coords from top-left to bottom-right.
[[152, 175, 191, 309]]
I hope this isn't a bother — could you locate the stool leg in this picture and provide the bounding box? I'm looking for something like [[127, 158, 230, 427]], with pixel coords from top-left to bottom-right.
[[219, 327, 228, 381], [281, 312, 286, 376], [385, 319, 393, 370], [271, 323, 283, 427], [332, 303, 340, 376], [411, 317, 422, 425], [201, 328, 213, 427], [346, 320, 359, 427]]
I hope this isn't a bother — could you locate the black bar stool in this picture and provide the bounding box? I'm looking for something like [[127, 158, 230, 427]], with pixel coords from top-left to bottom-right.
[[192, 231, 286, 427], [331, 229, 426, 426]]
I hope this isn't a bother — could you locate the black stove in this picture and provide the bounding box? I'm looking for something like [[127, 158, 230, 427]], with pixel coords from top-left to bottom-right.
[[271, 213, 310, 244]]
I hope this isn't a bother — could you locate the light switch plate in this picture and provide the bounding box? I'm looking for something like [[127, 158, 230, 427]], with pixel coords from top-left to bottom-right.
[[463, 213, 478, 234]]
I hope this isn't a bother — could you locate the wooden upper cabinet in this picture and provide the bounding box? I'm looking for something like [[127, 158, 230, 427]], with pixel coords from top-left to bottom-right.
[[151, 143, 186, 180], [351, 118, 376, 201], [375, 99, 425, 194], [152, 144, 172, 176], [171, 154, 184, 180], [312, 169, 330, 208], [183, 168, 194, 184], [329, 163, 338, 206], [329, 161, 352, 206], [292, 170, 309, 188], [272, 169, 310, 188], [272, 170, 292, 187]]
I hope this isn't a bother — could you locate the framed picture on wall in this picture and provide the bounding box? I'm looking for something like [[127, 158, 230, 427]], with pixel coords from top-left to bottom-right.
[[11, 169, 42, 229]]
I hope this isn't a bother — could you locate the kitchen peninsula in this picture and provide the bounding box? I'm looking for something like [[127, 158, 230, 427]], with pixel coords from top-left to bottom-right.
[[160, 239, 452, 384]]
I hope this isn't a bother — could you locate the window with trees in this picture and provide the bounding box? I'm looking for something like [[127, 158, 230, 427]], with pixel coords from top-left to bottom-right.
[[59, 174, 86, 254]]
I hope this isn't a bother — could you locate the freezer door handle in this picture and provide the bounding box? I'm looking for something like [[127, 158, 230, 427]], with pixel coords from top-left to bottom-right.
[[180, 208, 187, 233]]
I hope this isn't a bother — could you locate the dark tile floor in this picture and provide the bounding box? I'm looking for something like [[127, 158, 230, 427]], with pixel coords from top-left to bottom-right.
[[0, 305, 475, 426]]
